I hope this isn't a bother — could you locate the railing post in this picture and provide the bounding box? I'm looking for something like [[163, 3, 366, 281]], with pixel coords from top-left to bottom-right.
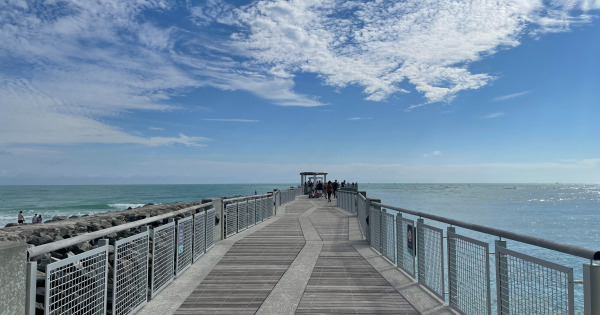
[[203, 198, 223, 242], [366, 198, 381, 245], [26, 261, 37, 315], [495, 240, 508, 315], [273, 190, 280, 215], [447, 226, 457, 307], [0, 241, 28, 315], [584, 263, 600, 315]]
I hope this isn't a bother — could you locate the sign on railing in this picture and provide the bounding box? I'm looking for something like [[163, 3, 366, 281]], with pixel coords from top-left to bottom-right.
[[396, 215, 416, 277]]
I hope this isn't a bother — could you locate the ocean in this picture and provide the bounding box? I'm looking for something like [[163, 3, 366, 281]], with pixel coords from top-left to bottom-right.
[[0, 184, 296, 227], [3, 182, 597, 250]]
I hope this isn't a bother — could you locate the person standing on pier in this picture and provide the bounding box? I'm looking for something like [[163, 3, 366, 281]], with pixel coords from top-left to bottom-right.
[[333, 180, 339, 198], [316, 181, 323, 198], [327, 181, 333, 202], [18, 211, 24, 224]]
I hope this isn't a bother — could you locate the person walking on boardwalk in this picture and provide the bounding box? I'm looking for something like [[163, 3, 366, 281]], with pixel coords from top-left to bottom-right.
[[333, 180, 339, 198], [18, 211, 24, 224], [316, 181, 323, 198], [327, 181, 333, 202]]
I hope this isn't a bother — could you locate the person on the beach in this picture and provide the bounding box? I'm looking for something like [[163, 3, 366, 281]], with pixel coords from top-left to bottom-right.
[[327, 181, 333, 202], [32, 214, 38, 224], [37, 215, 43, 224], [18, 211, 24, 224]]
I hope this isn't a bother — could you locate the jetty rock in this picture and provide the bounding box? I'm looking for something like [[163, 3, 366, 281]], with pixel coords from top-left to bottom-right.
[[0, 201, 203, 245]]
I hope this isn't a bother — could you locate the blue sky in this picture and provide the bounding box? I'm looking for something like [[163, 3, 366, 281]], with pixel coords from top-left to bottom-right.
[[1, 0, 599, 184]]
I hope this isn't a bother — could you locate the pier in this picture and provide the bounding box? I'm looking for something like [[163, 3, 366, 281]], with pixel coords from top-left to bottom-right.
[[2, 174, 600, 315], [138, 196, 449, 315]]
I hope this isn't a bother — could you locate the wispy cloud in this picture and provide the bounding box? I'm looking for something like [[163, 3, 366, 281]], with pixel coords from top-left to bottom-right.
[[424, 150, 442, 157], [348, 117, 373, 121], [484, 112, 505, 119], [1, 0, 599, 148], [204, 119, 260, 123], [149, 127, 165, 131], [215, 0, 598, 104], [493, 91, 531, 102]]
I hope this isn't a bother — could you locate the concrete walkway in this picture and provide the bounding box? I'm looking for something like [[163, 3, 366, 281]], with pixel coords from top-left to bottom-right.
[[138, 196, 458, 315]]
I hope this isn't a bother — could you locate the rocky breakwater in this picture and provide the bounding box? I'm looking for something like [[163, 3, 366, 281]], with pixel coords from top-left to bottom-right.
[[0, 201, 205, 315]]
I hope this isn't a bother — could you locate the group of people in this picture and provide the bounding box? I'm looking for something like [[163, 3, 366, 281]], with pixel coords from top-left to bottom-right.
[[306, 179, 357, 202], [17, 210, 42, 224]]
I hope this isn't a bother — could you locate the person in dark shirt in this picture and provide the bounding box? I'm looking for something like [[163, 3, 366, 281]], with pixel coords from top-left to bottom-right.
[[333, 180, 339, 198]]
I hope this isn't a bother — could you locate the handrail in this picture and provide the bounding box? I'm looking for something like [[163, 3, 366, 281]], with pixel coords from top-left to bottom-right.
[[27, 203, 213, 260], [373, 202, 600, 261], [223, 193, 271, 204]]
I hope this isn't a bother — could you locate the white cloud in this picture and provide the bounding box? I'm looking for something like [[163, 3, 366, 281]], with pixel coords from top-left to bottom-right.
[[204, 119, 259, 122], [348, 117, 372, 121], [493, 91, 531, 101], [484, 112, 505, 119], [424, 150, 442, 157], [212, 0, 599, 104]]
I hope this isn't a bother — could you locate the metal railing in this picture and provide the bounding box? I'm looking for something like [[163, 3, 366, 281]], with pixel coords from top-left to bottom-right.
[[338, 190, 600, 315], [223, 193, 274, 239], [24, 200, 223, 315], [13, 185, 288, 315]]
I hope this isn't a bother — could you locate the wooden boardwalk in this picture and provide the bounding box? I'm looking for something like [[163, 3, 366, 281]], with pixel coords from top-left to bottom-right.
[[174, 197, 420, 315]]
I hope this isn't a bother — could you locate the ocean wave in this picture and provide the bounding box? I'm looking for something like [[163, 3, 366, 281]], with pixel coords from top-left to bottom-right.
[[108, 203, 146, 210]]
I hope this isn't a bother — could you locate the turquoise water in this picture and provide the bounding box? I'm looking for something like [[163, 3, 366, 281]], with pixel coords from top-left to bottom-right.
[[0, 184, 295, 226]]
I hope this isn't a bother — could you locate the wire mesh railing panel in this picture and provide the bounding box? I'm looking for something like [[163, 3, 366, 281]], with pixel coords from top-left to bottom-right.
[[176, 216, 193, 276], [417, 222, 445, 300], [113, 231, 149, 315], [238, 201, 248, 232], [266, 196, 274, 218], [396, 216, 416, 277], [225, 203, 237, 238], [496, 245, 574, 315], [357, 195, 367, 235], [448, 231, 491, 315], [206, 207, 215, 250], [381, 212, 396, 263], [150, 221, 175, 298], [256, 198, 264, 222], [248, 199, 256, 227], [370, 206, 381, 253], [45, 245, 108, 315], [193, 211, 206, 261]]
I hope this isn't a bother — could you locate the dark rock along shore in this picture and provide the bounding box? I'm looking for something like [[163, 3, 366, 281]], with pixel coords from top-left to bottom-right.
[[0, 201, 203, 244]]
